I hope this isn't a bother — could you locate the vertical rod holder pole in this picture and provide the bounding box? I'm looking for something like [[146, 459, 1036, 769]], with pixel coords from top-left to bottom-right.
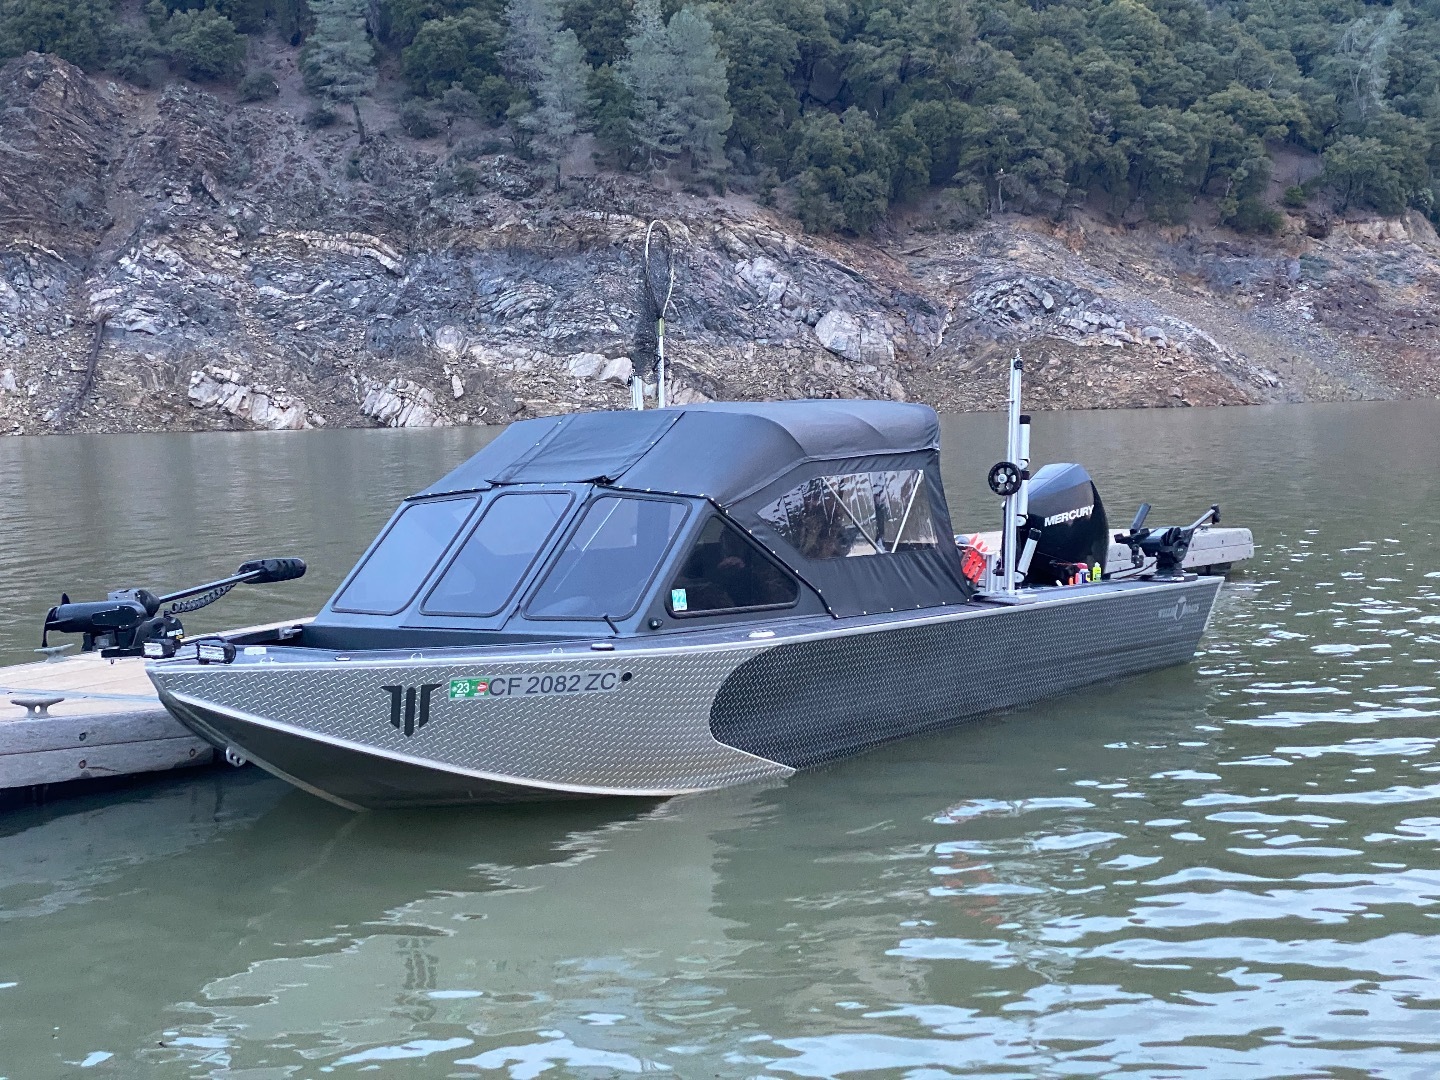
[[1001, 352, 1025, 594]]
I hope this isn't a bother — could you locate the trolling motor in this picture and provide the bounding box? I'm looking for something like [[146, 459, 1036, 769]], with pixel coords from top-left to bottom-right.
[[1114, 504, 1220, 579], [42, 558, 306, 659]]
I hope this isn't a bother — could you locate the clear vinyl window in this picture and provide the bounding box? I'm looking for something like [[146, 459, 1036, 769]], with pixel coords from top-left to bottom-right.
[[333, 497, 476, 615], [757, 470, 938, 560], [667, 516, 799, 616], [526, 496, 689, 620], [422, 492, 573, 617]]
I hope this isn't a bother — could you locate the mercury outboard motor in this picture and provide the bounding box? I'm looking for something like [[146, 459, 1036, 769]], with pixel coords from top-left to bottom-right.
[[1021, 463, 1109, 586]]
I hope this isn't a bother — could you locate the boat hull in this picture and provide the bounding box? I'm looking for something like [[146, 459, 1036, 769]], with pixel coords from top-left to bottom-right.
[[151, 576, 1222, 809]]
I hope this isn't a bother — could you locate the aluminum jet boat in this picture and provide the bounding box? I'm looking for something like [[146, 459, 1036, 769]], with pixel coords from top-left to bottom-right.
[[42, 370, 1244, 808]]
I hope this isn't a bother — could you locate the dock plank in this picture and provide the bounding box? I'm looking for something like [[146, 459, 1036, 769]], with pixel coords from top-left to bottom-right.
[[0, 737, 214, 789], [0, 708, 192, 755], [1, 652, 218, 795]]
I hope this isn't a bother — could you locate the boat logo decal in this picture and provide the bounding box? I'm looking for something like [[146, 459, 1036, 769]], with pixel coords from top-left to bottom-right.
[[1043, 504, 1094, 528], [1158, 596, 1196, 623], [382, 683, 441, 736], [448, 672, 630, 701]]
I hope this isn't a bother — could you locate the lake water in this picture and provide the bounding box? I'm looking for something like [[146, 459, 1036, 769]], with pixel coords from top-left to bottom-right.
[[2, 403, 1440, 1078]]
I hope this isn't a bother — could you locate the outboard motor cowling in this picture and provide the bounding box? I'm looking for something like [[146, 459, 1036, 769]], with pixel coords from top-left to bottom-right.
[[1022, 463, 1108, 586]]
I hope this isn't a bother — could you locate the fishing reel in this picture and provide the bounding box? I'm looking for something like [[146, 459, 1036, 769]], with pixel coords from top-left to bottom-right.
[[42, 558, 306, 659], [1114, 504, 1219, 579]]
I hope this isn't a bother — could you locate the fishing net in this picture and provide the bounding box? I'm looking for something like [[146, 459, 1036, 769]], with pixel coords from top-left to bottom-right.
[[632, 222, 675, 383]]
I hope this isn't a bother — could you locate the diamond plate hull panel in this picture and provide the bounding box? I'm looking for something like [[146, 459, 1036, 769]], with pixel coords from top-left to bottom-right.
[[152, 648, 781, 795], [710, 574, 1221, 768]]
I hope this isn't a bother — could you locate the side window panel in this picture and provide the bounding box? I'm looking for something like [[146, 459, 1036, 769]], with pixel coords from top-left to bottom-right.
[[333, 497, 476, 615], [527, 496, 688, 620], [668, 517, 799, 616], [757, 470, 938, 560], [422, 492, 572, 617]]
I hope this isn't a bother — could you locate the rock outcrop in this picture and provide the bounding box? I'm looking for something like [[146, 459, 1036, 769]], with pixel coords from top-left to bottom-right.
[[0, 52, 1436, 436]]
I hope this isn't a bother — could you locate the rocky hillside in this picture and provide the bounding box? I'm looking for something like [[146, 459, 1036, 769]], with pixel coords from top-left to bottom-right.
[[1, 53, 1437, 436]]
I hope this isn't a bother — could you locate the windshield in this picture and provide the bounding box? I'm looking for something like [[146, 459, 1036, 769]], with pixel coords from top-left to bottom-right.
[[422, 492, 573, 617], [333, 497, 476, 615], [526, 496, 688, 620]]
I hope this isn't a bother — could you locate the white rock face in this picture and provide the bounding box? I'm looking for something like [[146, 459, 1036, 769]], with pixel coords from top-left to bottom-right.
[[668, 381, 711, 405], [564, 352, 607, 378], [433, 325, 467, 357], [115, 303, 166, 335], [600, 356, 633, 385], [814, 309, 896, 365], [360, 377, 446, 428], [450, 373, 465, 399], [187, 368, 311, 429], [0, 368, 16, 392], [736, 256, 819, 324], [736, 256, 791, 305]]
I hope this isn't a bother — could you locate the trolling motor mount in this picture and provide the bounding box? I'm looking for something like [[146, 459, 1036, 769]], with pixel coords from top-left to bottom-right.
[[42, 558, 306, 658], [1114, 504, 1220, 579]]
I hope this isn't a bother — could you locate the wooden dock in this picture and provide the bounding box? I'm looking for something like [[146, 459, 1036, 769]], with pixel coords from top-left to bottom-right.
[[0, 651, 214, 798]]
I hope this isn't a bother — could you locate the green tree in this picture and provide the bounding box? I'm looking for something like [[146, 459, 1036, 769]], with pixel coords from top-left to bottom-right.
[[379, 0, 474, 45], [1322, 134, 1407, 212], [617, 0, 674, 165], [301, 0, 376, 138], [790, 108, 895, 233], [438, 81, 479, 142], [531, 29, 588, 164], [707, 0, 801, 165], [662, 7, 731, 170], [618, 0, 731, 172], [150, 0, 267, 34], [0, 0, 115, 69], [561, 0, 628, 67], [588, 61, 636, 167], [401, 8, 504, 101], [162, 7, 247, 81]]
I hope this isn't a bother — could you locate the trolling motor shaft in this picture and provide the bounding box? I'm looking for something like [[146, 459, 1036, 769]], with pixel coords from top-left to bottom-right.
[[42, 558, 306, 658]]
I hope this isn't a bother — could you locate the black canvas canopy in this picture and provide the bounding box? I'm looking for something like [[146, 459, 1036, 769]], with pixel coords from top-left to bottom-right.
[[420, 402, 972, 618], [421, 401, 942, 505]]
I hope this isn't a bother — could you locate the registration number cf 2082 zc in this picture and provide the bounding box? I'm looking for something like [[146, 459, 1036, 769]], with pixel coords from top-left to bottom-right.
[[448, 671, 629, 700]]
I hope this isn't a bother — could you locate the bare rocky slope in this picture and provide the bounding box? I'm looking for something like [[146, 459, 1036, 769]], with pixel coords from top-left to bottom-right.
[[1, 53, 1437, 436]]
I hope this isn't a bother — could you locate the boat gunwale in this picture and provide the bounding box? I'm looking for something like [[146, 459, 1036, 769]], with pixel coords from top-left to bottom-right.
[[149, 575, 1223, 677]]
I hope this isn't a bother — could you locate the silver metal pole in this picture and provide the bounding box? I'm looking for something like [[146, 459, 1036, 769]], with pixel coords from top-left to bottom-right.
[[1001, 352, 1022, 594]]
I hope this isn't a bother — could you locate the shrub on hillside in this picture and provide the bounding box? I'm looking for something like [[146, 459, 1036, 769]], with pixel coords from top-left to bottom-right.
[[163, 8, 246, 81], [399, 100, 440, 138], [109, 23, 165, 87], [237, 68, 279, 101]]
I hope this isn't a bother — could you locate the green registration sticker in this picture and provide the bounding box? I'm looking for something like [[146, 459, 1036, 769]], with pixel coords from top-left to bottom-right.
[[449, 677, 491, 699]]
